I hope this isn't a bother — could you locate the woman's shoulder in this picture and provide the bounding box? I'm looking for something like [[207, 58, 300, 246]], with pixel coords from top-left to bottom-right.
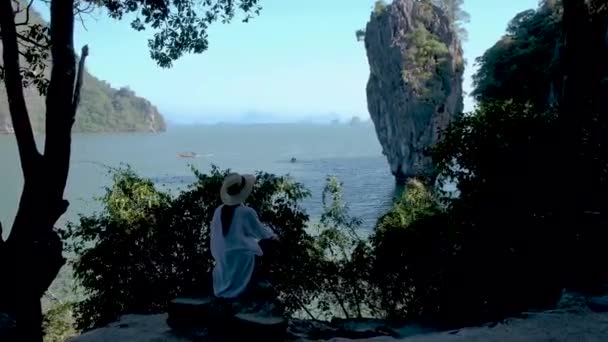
[[212, 204, 224, 217], [237, 204, 257, 216]]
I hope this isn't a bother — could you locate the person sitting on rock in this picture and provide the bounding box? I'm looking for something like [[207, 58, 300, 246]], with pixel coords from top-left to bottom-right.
[[210, 173, 279, 300]]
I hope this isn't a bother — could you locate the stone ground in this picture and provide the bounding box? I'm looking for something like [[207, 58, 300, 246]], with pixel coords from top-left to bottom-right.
[[70, 293, 608, 342]]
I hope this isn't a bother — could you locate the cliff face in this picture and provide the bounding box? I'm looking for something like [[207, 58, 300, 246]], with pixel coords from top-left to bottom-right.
[[364, 0, 464, 183]]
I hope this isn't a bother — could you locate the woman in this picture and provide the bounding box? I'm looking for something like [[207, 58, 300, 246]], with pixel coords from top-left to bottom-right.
[[210, 173, 278, 299]]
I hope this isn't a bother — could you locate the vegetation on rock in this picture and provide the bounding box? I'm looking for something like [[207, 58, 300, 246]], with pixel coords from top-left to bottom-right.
[[402, 24, 451, 98], [0, 4, 166, 133], [373, 0, 389, 17], [431, 0, 470, 41]]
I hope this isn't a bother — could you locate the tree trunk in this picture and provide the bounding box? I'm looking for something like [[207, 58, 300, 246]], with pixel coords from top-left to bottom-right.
[[561, 0, 608, 212], [559, 0, 591, 222], [0, 0, 84, 340]]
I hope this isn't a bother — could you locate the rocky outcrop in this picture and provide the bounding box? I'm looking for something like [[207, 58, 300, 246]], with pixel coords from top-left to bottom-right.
[[364, 0, 464, 183]]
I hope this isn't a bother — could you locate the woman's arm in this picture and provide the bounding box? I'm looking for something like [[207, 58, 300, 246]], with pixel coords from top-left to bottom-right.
[[209, 208, 222, 260], [246, 208, 278, 240]]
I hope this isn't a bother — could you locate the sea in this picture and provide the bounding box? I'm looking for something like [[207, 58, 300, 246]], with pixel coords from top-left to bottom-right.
[[0, 123, 398, 239]]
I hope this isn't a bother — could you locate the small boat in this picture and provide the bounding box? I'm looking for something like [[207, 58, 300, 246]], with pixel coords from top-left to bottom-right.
[[178, 152, 199, 159], [290, 157, 297, 163]]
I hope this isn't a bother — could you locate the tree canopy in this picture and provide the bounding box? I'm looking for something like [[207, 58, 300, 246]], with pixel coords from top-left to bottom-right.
[[471, 2, 561, 108], [1, 0, 263, 90]]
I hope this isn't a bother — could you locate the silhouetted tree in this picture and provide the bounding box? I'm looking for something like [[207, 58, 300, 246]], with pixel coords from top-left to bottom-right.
[[0, 0, 261, 340], [560, 0, 608, 218]]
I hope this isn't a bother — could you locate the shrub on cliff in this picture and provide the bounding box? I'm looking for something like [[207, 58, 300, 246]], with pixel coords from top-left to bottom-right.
[[402, 24, 451, 98], [60, 166, 319, 330]]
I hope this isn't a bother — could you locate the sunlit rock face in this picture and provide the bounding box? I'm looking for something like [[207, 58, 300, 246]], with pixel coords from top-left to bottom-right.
[[364, 0, 464, 183]]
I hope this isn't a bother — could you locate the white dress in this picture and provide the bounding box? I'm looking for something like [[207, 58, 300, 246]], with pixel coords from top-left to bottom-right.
[[210, 204, 277, 298]]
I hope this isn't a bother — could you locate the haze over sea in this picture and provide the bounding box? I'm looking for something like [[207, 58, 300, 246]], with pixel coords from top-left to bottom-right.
[[0, 123, 396, 239]]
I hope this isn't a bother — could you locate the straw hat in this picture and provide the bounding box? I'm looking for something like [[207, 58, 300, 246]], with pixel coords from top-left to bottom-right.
[[220, 173, 256, 205]]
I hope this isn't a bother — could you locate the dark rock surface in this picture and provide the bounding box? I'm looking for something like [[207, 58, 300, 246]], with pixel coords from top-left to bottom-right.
[[364, 0, 464, 183]]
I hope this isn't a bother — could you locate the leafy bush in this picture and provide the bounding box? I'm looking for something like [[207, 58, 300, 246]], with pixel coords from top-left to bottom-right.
[[434, 100, 608, 296], [369, 99, 608, 326], [402, 25, 450, 97], [432, 100, 567, 322], [471, 2, 561, 108], [312, 176, 375, 320], [42, 301, 76, 342], [60, 166, 318, 330], [369, 179, 451, 321]]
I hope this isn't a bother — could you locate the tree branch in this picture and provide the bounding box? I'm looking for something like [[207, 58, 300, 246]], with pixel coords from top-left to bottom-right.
[[0, 0, 42, 180], [71, 45, 88, 113], [14, 0, 34, 26], [44, 0, 77, 200], [16, 32, 49, 49]]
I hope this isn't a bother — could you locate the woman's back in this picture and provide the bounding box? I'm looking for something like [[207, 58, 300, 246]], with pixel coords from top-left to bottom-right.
[[211, 204, 270, 257], [210, 204, 276, 298]]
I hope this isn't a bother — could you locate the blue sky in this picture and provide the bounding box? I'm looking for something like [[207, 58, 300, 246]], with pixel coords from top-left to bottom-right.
[[37, 0, 538, 123]]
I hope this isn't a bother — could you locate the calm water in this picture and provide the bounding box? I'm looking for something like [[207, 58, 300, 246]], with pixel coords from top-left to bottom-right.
[[0, 124, 397, 239]]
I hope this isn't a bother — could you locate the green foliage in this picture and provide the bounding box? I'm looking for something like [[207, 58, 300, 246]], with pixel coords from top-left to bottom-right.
[[71, 77, 167, 133], [432, 0, 470, 41], [431, 99, 608, 319], [60, 167, 384, 328], [0, 4, 167, 133], [376, 179, 441, 231], [355, 29, 366, 42], [312, 176, 374, 319], [433, 101, 560, 208], [471, 3, 561, 108], [363, 0, 608, 326], [92, 0, 262, 68], [373, 0, 389, 17], [369, 180, 449, 320], [402, 25, 451, 99], [0, 1, 51, 94], [369, 99, 608, 325], [42, 302, 76, 342], [59, 166, 320, 329]]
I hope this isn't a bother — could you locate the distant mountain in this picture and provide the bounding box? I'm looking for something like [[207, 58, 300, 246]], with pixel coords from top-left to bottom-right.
[[349, 116, 363, 125], [0, 3, 166, 134]]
